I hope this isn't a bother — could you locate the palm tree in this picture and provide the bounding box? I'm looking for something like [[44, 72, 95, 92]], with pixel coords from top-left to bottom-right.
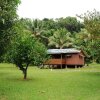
[[48, 28, 74, 49], [75, 29, 91, 41], [22, 18, 49, 43], [74, 29, 90, 48], [24, 19, 42, 37]]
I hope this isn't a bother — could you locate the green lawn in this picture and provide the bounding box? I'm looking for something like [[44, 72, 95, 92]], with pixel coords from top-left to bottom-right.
[[0, 63, 100, 100]]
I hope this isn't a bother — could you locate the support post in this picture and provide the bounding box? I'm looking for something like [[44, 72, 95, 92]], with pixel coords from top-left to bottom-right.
[[75, 65, 77, 68], [61, 54, 62, 69], [66, 65, 67, 69]]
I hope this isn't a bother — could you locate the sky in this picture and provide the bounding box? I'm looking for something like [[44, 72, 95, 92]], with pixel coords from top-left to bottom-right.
[[17, 0, 100, 19]]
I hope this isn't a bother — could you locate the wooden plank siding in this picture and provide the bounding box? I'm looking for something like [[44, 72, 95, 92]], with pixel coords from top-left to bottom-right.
[[65, 53, 84, 65], [45, 53, 85, 66]]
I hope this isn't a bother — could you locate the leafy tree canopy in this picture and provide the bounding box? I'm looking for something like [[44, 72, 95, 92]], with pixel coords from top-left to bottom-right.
[[0, 0, 20, 58], [7, 33, 47, 79], [48, 28, 74, 49], [56, 17, 84, 33], [79, 9, 100, 39]]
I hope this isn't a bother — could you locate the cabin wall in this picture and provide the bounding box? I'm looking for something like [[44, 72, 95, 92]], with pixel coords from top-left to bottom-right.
[[44, 53, 85, 66], [65, 53, 84, 65], [45, 59, 62, 65]]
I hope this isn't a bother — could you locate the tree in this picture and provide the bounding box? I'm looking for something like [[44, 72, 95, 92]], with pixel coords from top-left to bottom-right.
[[0, 0, 20, 59], [48, 28, 74, 49], [21, 18, 50, 45], [42, 18, 57, 30], [83, 9, 100, 39], [88, 39, 100, 63], [7, 33, 47, 79], [78, 10, 100, 62], [56, 17, 84, 33], [75, 29, 91, 48], [75, 28, 100, 64], [95, 39, 100, 63], [75, 29, 91, 63]]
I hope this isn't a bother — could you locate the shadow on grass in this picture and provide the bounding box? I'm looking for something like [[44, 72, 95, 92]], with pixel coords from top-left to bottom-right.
[[6, 77, 38, 82], [0, 72, 9, 74], [83, 72, 100, 77]]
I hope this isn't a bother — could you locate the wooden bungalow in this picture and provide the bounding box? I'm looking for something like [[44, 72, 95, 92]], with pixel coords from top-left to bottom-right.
[[44, 48, 85, 68]]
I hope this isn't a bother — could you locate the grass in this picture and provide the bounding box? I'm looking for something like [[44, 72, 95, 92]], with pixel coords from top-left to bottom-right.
[[0, 63, 100, 100]]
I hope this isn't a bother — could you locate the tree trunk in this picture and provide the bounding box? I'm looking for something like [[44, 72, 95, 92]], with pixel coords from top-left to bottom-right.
[[18, 64, 29, 79], [23, 69, 27, 79]]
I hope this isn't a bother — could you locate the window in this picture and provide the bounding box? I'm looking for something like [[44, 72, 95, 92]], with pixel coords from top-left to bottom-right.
[[66, 55, 72, 58]]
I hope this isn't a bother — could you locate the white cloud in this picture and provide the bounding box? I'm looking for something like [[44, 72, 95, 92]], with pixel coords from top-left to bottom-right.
[[17, 0, 100, 19]]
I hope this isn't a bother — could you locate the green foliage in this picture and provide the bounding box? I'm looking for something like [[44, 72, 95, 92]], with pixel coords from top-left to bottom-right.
[[75, 29, 92, 63], [0, 0, 20, 58], [75, 29, 90, 48], [82, 10, 100, 63], [89, 39, 100, 63], [48, 28, 74, 49], [75, 28, 100, 63], [56, 17, 84, 33], [19, 17, 83, 46], [1, 5, 99, 65], [83, 9, 100, 39], [20, 18, 49, 46], [7, 33, 47, 79]]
